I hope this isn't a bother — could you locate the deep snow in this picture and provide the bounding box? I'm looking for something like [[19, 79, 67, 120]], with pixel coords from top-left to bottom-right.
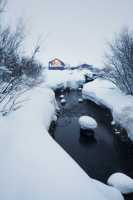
[[44, 69, 86, 89], [79, 115, 97, 129], [82, 78, 133, 141], [107, 173, 133, 194], [0, 84, 123, 200]]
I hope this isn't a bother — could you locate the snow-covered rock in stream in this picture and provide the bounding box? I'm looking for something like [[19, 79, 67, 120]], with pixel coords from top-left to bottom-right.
[[53, 115, 58, 122], [114, 130, 121, 135], [111, 121, 116, 126], [78, 87, 82, 91], [0, 85, 124, 200], [79, 116, 97, 129], [60, 98, 66, 105], [78, 98, 83, 103], [60, 94, 65, 99], [107, 173, 133, 194], [82, 78, 133, 141]]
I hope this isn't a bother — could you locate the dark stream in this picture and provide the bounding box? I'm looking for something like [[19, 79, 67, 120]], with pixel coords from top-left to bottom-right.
[[49, 89, 133, 200]]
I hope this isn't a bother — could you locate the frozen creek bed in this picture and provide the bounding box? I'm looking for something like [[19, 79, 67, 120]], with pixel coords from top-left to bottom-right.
[[49, 89, 133, 200]]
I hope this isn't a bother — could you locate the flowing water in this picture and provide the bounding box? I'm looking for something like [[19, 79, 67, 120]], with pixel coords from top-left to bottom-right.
[[49, 89, 133, 200]]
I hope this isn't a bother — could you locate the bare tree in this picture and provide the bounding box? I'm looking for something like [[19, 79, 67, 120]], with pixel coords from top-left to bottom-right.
[[0, 22, 25, 80], [105, 28, 133, 95], [0, 0, 43, 115]]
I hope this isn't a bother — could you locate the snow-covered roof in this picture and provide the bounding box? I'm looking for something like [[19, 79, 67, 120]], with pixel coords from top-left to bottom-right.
[[49, 58, 65, 66]]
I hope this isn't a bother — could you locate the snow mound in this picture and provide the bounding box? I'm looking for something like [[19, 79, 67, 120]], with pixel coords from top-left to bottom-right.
[[78, 87, 82, 91], [111, 121, 116, 126], [82, 78, 133, 141], [60, 98, 66, 104], [107, 173, 133, 194], [79, 116, 97, 129], [60, 94, 65, 99], [45, 69, 85, 90], [78, 98, 83, 103]]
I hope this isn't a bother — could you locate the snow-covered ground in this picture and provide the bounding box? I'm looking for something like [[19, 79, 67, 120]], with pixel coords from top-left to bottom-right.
[[82, 78, 133, 141], [0, 84, 123, 200], [44, 69, 86, 90]]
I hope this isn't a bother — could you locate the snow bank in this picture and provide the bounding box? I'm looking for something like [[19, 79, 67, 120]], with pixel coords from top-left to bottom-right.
[[107, 173, 133, 194], [45, 69, 85, 90], [82, 78, 133, 141], [79, 68, 93, 77], [79, 115, 97, 129], [0, 85, 123, 200]]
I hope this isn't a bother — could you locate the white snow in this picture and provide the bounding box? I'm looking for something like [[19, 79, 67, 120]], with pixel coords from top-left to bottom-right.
[[45, 69, 85, 90], [107, 173, 133, 194], [78, 87, 82, 91], [78, 98, 83, 103], [82, 78, 133, 141], [79, 68, 93, 78], [79, 115, 97, 129], [111, 120, 116, 126], [60, 98, 66, 104], [60, 94, 65, 99], [0, 84, 124, 200], [114, 130, 121, 135]]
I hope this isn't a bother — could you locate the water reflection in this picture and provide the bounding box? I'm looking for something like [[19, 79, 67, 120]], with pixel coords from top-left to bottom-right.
[[79, 135, 97, 146]]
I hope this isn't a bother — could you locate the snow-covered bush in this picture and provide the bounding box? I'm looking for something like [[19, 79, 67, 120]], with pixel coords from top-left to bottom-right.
[[105, 28, 133, 95], [0, 24, 42, 82], [0, 0, 43, 115]]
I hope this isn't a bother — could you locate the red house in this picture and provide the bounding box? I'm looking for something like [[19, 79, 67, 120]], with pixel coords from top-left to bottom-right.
[[48, 58, 65, 70]]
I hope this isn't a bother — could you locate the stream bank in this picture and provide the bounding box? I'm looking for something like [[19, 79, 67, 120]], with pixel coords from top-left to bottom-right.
[[49, 88, 133, 200]]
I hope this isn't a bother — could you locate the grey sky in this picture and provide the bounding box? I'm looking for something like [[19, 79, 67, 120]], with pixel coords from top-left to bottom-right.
[[5, 0, 133, 67]]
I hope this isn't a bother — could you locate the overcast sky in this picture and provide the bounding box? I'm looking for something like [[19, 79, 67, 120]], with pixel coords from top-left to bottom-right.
[[5, 0, 133, 67]]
